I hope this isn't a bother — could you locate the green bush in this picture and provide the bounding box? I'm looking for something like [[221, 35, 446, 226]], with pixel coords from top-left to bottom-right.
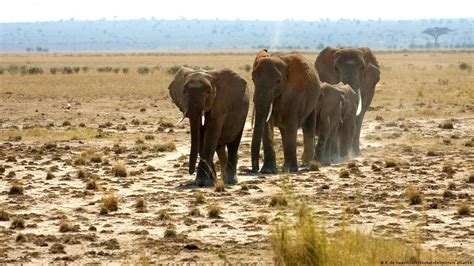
[[113, 67, 120, 73], [7, 65, 19, 74], [96, 66, 113, 73], [458, 62, 472, 71], [122, 67, 129, 74], [82, 66, 89, 73], [62, 67, 74, 74], [50, 67, 58, 74], [166, 65, 181, 75], [73, 67, 80, 73], [137, 66, 150, 74]]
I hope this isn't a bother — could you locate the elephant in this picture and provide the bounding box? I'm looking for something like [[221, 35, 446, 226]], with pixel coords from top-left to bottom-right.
[[168, 67, 249, 186], [315, 46, 380, 156], [315, 82, 358, 165], [251, 50, 321, 173]]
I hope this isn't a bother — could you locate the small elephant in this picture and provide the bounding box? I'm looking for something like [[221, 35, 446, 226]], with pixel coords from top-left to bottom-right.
[[315, 47, 380, 156], [168, 67, 249, 186], [315, 82, 358, 165], [251, 50, 321, 173]]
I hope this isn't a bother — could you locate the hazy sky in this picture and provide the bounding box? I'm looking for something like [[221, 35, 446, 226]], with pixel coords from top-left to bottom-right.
[[0, 0, 472, 22]]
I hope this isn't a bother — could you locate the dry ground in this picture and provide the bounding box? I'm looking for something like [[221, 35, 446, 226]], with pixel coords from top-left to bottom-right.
[[0, 51, 473, 264]]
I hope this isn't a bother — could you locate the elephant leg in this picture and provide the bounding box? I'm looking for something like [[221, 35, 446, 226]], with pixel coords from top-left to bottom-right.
[[353, 112, 365, 156], [261, 120, 277, 174], [280, 126, 298, 172], [224, 130, 243, 185], [216, 145, 227, 180], [316, 116, 330, 166], [196, 118, 224, 187], [301, 109, 316, 165]]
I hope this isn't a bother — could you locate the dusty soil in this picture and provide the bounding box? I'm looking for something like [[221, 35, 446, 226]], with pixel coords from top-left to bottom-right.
[[0, 52, 473, 264]]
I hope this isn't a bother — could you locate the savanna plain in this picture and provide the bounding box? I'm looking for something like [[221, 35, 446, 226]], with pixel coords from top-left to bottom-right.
[[0, 51, 473, 264]]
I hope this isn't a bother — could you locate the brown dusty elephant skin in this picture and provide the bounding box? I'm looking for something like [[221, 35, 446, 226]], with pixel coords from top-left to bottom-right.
[[315, 83, 358, 165], [251, 50, 321, 173], [315, 46, 380, 156], [168, 67, 249, 186]]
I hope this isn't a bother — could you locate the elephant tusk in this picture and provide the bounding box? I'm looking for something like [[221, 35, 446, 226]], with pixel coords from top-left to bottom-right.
[[176, 111, 187, 124], [356, 89, 362, 116], [266, 103, 273, 122], [201, 111, 205, 126]]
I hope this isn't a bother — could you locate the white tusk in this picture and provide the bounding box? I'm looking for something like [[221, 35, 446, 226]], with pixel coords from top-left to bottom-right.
[[356, 89, 362, 116], [266, 103, 273, 122], [176, 111, 186, 124], [201, 111, 205, 126]]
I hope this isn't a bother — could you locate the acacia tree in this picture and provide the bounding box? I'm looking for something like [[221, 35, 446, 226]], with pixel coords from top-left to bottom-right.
[[423, 27, 453, 47]]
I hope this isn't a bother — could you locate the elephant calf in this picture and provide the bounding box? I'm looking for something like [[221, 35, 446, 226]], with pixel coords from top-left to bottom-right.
[[315, 82, 358, 165], [168, 67, 249, 186]]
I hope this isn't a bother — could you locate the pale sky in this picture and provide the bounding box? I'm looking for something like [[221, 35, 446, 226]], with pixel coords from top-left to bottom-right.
[[0, 0, 472, 22]]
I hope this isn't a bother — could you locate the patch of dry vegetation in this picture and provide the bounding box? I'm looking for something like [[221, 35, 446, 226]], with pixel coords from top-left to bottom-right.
[[406, 186, 423, 205], [112, 162, 127, 177], [207, 203, 221, 218], [100, 193, 118, 214]]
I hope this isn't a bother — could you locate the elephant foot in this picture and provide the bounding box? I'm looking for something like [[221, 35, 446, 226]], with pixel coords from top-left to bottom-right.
[[195, 161, 216, 187], [261, 162, 277, 174], [282, 163, 298, 173], [352, 148, 361, 157], [224, 174, 238, 185]]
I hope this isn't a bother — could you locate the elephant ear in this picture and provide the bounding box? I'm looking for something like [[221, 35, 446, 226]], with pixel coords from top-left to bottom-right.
[[283, 53, 313, 91], [315, 46, 339, 84], [359, 47, 380, 93], [208, 67, 248, 112], [253, 49, 270, 70], [168, 66, 194, 113]]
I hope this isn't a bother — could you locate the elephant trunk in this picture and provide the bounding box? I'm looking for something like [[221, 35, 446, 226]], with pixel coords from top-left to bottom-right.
[[341, 75, 362, 116], [251, 102, 272, 172], [188, 112, 201, 174]]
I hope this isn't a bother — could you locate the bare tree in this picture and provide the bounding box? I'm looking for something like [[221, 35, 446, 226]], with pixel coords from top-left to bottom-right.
[[423, 27, 453, 47]]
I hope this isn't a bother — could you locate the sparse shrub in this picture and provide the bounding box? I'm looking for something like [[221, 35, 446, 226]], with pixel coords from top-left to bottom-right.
[[145, 134, 154, 140], [0, 209, 10, 221], [468, 172, 474, 183], [308, 161, 320, 171], [458, 62, 472, 71], [242, 64, 251, 72], [50, 68, 58, 74], [46, 171, 54, 180], [164, 227, 177, 238], [188, 207, 201, 217], [77, 167, 86, 179], [16, 233, 27, 243], [96, 66, 112, 73], [438, 121, 453, 129], [270, 194, 288, 207], [241, 184, 249, 191], [82, 66, 89, 72], [158, 210, 170, 221], [112, 143, 127, 154], [442, 162, 455, 174], [207, 203, 221, 218], [78, 122, 86, 128], [443, 190, 454, 199], [10, 217, 25, 229], [112, 162, 127, 177], [385, 158, 397, 168], [135, 198, 146, 212], [137, 66, 150, 74], [86, 178, 99, 190], [140, 107, 146, 112], [112, 67, 120, 73], [100, 205, 109, 215], [166, 65, 181, 75], [426, 150, 438, 156], [345, 205, 360, 215], [9, 182, 24, 195], [145, 165, 156, 172], [62, 67, 74, 74], [122, 67, 129, 74], [406, 186, 422, 205], [59, 220, 79, 232], [101, 193, 118, 212], [89, 153, 102, 163], [214, 179, 225, 192], [457, 203, 471, 216], [447, 182, 456, 190], [62, 121, 71, 127], [152, 142, 176, 152], [193, 191, 205, 204], [73, 67, 80, 73], [347, 161, 358, 169], [74, 156, 87, 166], [339, 169, 350, 178]]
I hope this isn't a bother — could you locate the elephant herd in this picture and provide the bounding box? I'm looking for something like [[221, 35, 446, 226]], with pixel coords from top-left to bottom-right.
[[168, 46, 380, 186]]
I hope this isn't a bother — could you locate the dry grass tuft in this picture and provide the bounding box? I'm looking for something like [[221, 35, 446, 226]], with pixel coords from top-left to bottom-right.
[[10, 217, 25, 229], [135, 197, 147, 212], [339, 169, 350, 178], [59, 220, 79, 233], [46, 171, 54, 180], [207, 203, 221, 218], [385, 158, 397, 168], [468, 172, 474, 183], [193, 191, 205, 204], [442, 162, 455, 174], [152, 142, 176, 152], [406, 186, 423, 205], [240, 184, 249, 191], [145, 165, 156, 172], [308, 161, 320, 171], [0, 209, 10, 221], [447, 182, 456, 190], [438, 121, 454, 129], [443, 190, 455, 199], [457, 203, 471, 216], [86, 178, 99, 190], [188, 207, 201, 217], [157, 210, 171, 221], [77, 167, 87, 179], [112, 162, 127, 177], [270, 194, 288, 207], [16, 233, 27, 243], [163, 227, 177, 238], [214, 179, 225, 192], [101, 193, 118, 213], [9, 182, 24, 195]]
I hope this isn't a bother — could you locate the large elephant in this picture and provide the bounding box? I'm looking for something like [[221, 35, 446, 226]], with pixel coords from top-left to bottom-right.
[[315, 47, 380, 156], [315, 82, 358, 165], [251, 50, 321, 173], [168, 67, 249, 186]]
